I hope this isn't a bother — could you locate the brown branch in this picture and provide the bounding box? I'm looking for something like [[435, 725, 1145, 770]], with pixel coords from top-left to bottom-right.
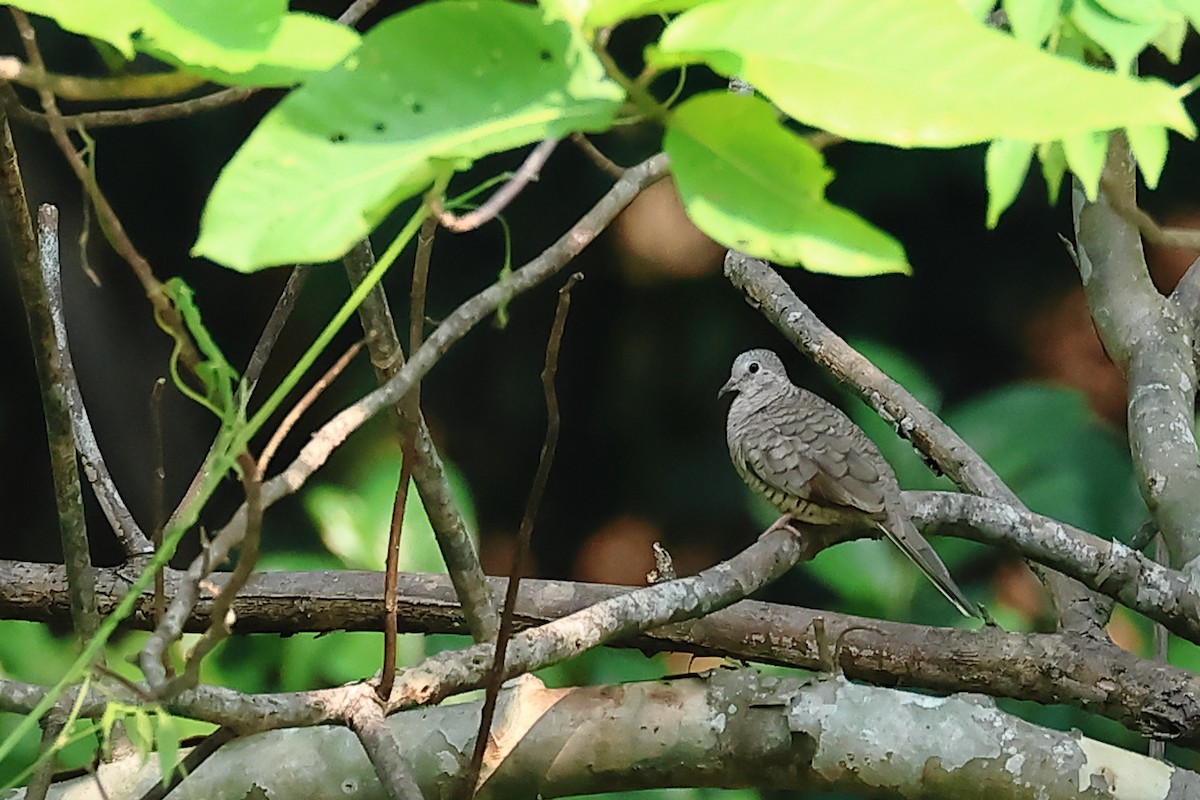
[[42, 203, 152, 556], [723, 250, 1110, 636], [24, 716, 64, 800], [345, 231, 500, 644], [377, 459, 414, 702], [165, 453, 264, 698], [257, 338, 363, 476], [464, 273, 580, 798], [1101, 173, 1200, 250], [134, 727, 236, 800], [434, 138, 559, 233], [243, 266, 310, 396], [569, 133, 624, 177]]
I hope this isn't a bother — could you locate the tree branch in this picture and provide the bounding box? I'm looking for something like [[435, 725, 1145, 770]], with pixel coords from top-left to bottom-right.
[[18, 671, 1199, 799], [1073, 135, 1200, 570]]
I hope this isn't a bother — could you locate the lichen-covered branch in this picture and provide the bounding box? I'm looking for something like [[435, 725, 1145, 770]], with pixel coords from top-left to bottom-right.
[[19, 671, 1198, 799], [1073, 136, 1200, 570]]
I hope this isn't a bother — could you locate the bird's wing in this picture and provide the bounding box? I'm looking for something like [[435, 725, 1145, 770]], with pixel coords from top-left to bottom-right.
[[742, 401, 889, 515]]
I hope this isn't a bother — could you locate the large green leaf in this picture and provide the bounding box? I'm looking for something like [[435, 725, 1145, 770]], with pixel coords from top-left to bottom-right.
[[194, 0, 624, 271], [664, 91, 909, 275], [650, 0, 1194, 148], [12, 0, 358, 86], [585, 0, 708, 27]]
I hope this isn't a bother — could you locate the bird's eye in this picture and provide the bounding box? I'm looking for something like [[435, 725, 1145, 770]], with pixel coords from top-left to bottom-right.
[[747, 362, 760, 374]]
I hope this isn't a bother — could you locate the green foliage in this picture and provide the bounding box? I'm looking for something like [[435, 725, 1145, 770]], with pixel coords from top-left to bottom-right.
[[651, 0, 1191, 147], [946, 384, 1145, 541], [193, 0, 624, 271], [665, 92, 909, 275], [11, 0, 358, 86]]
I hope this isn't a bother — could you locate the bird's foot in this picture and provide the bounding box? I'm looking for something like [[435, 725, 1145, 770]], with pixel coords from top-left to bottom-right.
[[759, 514, 802, 540]]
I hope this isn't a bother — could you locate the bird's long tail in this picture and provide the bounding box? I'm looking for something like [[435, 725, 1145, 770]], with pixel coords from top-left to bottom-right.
[[878, 515, 977, 618]]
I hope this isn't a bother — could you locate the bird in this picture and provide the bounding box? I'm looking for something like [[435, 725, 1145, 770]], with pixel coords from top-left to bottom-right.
[[719, 348, 976, 617]]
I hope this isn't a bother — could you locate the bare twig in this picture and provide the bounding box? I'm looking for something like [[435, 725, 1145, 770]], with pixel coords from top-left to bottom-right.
[[168, 453, 264, 697], [569, 133, 624, 178], [135, 727, 236, 800], [257, 339, 363, 476], [723, 251, 1109, 635], [345, 235, 500, 643], [43, 204, 153, 557], [24, 717, 64, 800], [377, 458, 414, 702], [434, 138, 559, 232], [243, 266, 310, 396], [149, 378, 170, 672], [1, 0, 377, 131], [464, 273, 581, 798], [1101, 173, 1200, 250], [349, 703, 424, 800]]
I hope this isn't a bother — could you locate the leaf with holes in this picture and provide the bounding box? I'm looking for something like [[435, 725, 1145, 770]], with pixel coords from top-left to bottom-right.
[[12, 0, 357, 86], [194, 0, 624, 271], [665, 91, 908, 276]]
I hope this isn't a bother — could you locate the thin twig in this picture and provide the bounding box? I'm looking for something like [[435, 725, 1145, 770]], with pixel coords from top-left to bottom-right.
[[243, 266, 310, 396], [24, 717, 63, 800], [377, 218, 436, 700], [569, 133, 624, 178], [257, 338, 363, 476], [345, 235, 501, 643], [1101, 174, 1200, 250], [33, 204, 100, 637], [377, 459, 414, 702], [349, 704, 424, 800], [168, 453, 263, 697], [135, 727, 236, 800], [139, 156, 667, 691], [434, 138, 559, 232], [463, 273, 581, 798], [42, 203, 153, 556], [149, 377, 169, 668]]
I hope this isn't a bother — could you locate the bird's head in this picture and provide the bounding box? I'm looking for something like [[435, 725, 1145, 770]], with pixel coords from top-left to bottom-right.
[[718, 348, 792, 400]]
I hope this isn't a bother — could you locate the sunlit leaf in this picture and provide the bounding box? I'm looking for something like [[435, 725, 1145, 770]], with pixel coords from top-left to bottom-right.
[[665, 91, 909, 275]]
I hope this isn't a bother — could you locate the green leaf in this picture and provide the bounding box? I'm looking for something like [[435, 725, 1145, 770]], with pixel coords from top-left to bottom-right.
[[650, 0, 1194, 147], [985, 138, 1035, 227], [585, 0, 708, 28], [194, 0, 624, 271], [1070, 0, 1172, 73], [958, 0, 998, 21], [11, 0, 358, 86], [155, 711, 179, 789], [664, 91, 909, 276], [1036, 140, 1068, 204], [1061, 129, 1110, 198], [1127, 125, 1169, 189], [1003, 0, 1061, 45]]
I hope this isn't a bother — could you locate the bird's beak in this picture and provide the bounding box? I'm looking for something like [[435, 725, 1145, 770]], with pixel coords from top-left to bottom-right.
[[718, 377, 737, 400]]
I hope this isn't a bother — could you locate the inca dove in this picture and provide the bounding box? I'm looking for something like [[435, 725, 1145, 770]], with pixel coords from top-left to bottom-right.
[[720, 349, 975, 617]]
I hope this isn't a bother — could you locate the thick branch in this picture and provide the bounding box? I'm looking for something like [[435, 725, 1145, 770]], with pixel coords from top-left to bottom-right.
[[18, 671, 1199, 799], [1073, 137, 1200, 569]]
